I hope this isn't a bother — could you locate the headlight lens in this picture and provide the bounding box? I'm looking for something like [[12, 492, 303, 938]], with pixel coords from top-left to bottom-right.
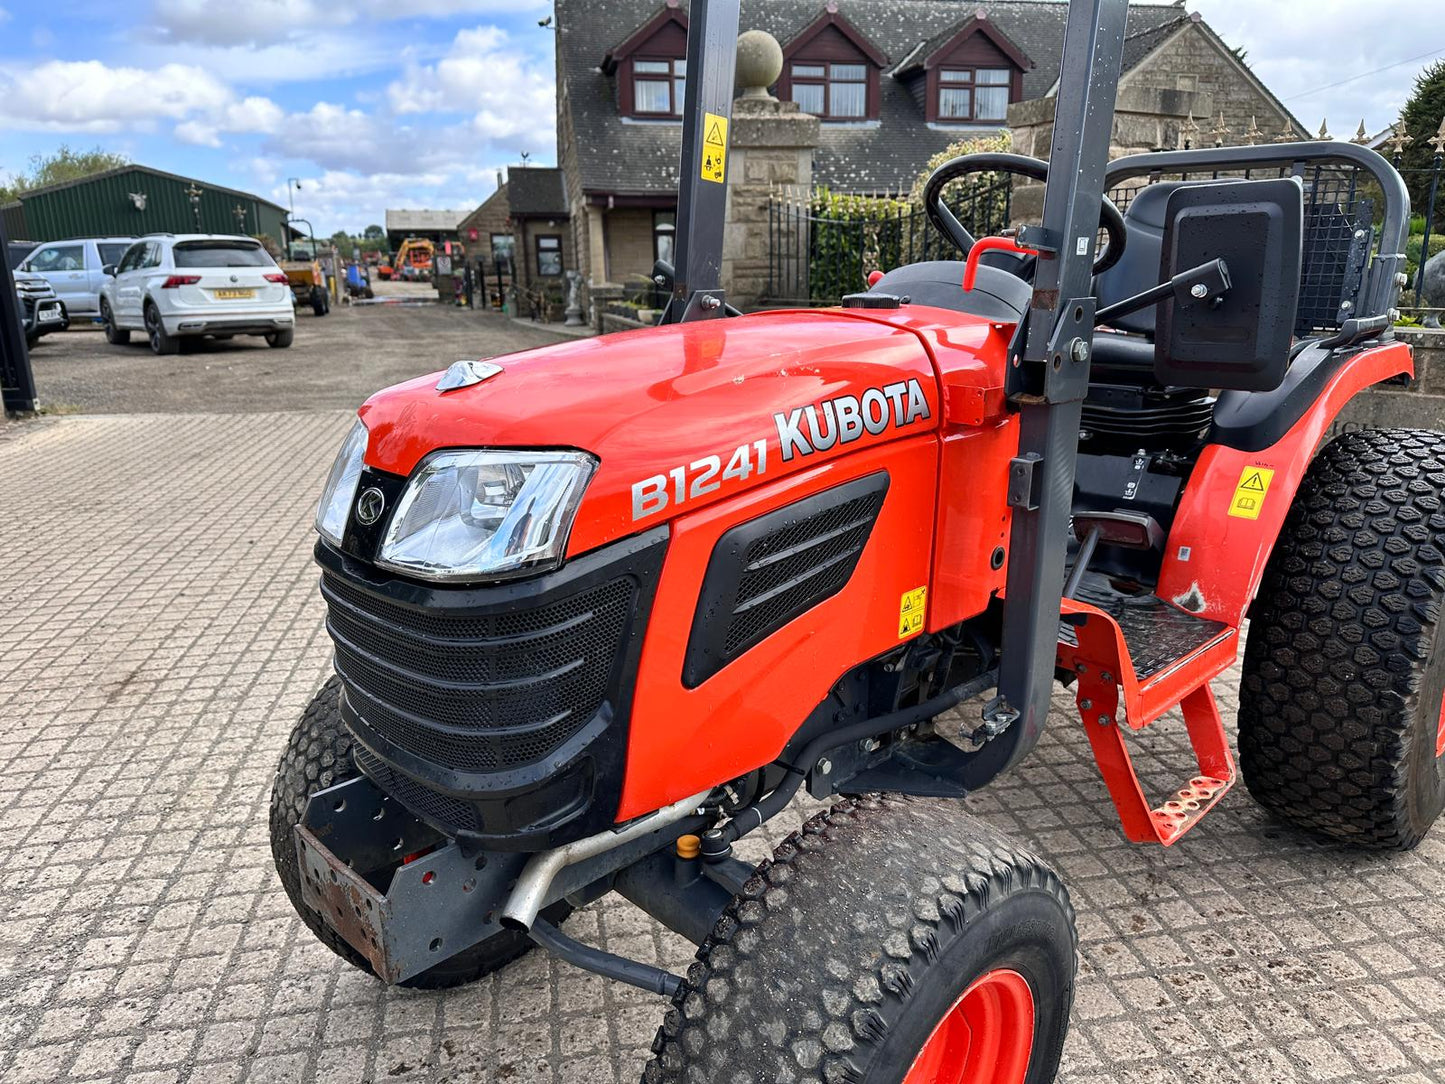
[[315, 419, 369, 545], [377, 450, 597, 582]]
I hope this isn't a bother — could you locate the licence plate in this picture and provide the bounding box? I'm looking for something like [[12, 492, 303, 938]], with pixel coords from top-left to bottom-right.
[[213, 288, 254, 299], [37, 307, 61, 322]]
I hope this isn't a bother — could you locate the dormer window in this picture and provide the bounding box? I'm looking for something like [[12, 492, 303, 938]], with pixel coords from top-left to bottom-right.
[[938, 68, 1011, 122], [779, 6, 888, 123], [790, 62, 867, 119], [635, 58, 686, 115]]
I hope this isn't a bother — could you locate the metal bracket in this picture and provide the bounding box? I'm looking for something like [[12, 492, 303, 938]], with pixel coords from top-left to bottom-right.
[[1007, 453, 1044, 510], [1039, 296, 1098, 402], [661, 288, 728, 324]]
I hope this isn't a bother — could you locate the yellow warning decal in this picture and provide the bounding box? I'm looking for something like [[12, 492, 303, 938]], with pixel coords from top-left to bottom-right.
[[899, 586, 927, 639], [700, 112, 728, 183], [1227, 466, 1275, 520]]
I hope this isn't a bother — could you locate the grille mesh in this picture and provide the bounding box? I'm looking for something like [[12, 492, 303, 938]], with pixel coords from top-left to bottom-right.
[[724, 490, 884, 655], [353, 746, 482, 833], [324, 572, 634, 775]]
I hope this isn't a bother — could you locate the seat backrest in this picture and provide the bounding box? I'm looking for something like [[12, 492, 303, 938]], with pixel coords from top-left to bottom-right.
[[1093, 182, 1188, 337]]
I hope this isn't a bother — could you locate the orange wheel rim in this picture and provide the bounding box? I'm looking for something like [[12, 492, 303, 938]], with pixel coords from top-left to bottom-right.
[[902, 968, 1035, 1084]]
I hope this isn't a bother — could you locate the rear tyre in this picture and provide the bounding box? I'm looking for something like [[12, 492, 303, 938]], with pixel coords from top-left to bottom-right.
[[266, 328, 295, 349], [101, 300, 129, 345], [143, 302, 177, 355], [269, 677, 568, 989], [311, 286, 330, 316], [643, 795, 1076, 1084], [1240, 428, 1445, 849]]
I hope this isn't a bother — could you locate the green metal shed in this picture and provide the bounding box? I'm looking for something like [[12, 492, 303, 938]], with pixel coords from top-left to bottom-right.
[[0, 165, 288, 249]]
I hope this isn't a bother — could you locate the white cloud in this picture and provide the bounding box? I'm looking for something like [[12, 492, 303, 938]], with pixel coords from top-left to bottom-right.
[[175, 96, 286, 146], [0, 7, 11, 24], [0, 59, 233, 132], [385, 25, 554, 148], [1189, 0, 1443, 133], [150, 0, 545, 47]]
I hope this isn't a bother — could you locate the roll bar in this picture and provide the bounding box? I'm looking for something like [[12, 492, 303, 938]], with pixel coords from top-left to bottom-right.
[[1105, 141, 1411, 322]]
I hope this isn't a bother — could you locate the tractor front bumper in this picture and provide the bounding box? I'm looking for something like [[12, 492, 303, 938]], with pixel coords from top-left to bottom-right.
[[294, 773, 527, 983]]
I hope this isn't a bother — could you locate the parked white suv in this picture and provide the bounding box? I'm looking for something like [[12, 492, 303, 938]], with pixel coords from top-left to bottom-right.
[[19, 237, 135, 317], [100, 234, 295, 354]]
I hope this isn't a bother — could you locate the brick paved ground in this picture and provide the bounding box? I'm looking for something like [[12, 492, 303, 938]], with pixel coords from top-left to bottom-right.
[[3, 410, 1445, 1084]]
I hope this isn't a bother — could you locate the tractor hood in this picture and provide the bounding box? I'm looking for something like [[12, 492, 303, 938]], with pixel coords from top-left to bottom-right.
[[358, 309, 944, 557]]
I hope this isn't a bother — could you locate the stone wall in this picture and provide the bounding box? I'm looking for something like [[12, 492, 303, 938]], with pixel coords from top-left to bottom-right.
[[1331, 329, 1445, 435], [722, 96, 820, 310], [1121, 20, 1305, 144]]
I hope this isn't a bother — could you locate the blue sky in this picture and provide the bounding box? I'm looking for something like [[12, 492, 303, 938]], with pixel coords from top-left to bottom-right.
[[0, 0, 557, 234], [0, 0, 1439, 236]]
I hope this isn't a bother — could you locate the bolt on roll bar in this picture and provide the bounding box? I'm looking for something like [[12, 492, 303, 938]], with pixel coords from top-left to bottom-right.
[[1105, 140, 1411, 322]]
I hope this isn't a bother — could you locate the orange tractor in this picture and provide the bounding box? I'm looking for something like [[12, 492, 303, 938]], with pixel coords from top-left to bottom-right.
[[269, 1, 1442, 1079]]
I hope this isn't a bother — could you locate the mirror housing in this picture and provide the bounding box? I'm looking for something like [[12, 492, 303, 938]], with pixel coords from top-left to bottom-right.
[[102, 264, 117, 277], [1154, 177, 1302, 391]]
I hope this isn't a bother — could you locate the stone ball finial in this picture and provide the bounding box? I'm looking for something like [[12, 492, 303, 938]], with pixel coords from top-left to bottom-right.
[[736, 30, 783, 99]]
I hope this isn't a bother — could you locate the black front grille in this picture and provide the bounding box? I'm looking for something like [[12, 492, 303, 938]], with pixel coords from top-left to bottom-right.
[[684, 472, 889, 686], [316, 527, 668, 850], [324, 572, 634, 772]]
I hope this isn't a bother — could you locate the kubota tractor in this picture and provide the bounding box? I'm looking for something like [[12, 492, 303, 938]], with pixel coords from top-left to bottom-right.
[[268, 1, 1445, 1079]]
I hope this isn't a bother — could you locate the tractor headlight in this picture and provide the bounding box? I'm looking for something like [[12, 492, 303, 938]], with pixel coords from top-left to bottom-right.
[[315, 419, 369, 545], [376, 450, 597, 582]]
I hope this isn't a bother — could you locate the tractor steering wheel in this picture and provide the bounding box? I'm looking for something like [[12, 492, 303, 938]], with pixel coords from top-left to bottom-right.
[[922, 152, 1127, 277]]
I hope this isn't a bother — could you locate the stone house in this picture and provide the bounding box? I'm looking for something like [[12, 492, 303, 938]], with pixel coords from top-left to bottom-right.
[[553, 0, 1307, 307], [457, 167, 576, 303]]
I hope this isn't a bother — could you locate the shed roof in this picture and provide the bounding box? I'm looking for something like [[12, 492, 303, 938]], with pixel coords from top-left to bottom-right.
[[384, 208, 471, 233]]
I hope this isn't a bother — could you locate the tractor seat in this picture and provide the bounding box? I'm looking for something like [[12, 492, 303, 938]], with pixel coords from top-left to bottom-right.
[[1088, 182, 1192, 382]]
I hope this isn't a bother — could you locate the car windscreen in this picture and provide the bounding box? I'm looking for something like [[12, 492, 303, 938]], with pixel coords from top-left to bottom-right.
[[98, 243, 130, 267], [173, 242, 274, 268]]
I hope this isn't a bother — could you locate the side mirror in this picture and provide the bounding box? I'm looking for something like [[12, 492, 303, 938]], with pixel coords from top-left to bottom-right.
[[102, 264, 117, 277], [1154, 178, 1302, 391]]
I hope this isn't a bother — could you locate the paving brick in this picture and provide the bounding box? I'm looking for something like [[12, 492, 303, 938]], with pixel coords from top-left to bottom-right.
[[3, 409, 1445, 1084]]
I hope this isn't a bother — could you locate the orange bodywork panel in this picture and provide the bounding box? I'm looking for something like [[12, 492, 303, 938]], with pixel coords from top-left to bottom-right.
[[1156, 341, 1414, 626], [618, 435, 940, 820]]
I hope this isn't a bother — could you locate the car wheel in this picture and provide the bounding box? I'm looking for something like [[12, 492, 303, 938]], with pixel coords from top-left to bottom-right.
[[311, 286, 330, 316], [144, 302, 178, 356], [266, 328, 295, 348], [101, 300, 130, 346]]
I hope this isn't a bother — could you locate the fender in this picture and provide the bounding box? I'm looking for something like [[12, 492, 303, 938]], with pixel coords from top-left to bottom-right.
[[1156, 340, 1414, 626]]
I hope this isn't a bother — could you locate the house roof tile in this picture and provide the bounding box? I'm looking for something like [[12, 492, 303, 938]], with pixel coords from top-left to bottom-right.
[[557, 0, 1219, 195]]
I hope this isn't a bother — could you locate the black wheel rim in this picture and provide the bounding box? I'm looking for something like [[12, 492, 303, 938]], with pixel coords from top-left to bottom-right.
[[146, 308, 159, 350]]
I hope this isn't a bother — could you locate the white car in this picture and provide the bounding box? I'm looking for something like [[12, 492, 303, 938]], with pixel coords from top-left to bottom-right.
[[99, 234, 295, 354], [20, 237, 134, 317]]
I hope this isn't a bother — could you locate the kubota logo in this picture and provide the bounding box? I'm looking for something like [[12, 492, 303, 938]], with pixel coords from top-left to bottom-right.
[[773, 379, 931, 462]]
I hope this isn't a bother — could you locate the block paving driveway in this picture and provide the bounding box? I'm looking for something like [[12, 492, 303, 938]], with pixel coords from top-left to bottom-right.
[[3, 312, 1445, 1083]]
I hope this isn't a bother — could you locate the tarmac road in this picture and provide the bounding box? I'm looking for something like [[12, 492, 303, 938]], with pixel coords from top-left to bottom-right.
[[26, 285, 570, 415]]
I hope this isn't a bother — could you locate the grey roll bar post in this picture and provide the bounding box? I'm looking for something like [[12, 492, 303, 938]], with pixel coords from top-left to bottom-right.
[[967, 0, 1132, 785], [660, 0, 741, 325]]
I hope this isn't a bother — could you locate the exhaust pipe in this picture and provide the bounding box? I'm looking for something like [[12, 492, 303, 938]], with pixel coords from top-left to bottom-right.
[[501, 788, 711, 930]]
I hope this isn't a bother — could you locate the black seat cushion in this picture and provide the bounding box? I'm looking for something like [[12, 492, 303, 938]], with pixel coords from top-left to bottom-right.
[[868, 261, 1031, 323]]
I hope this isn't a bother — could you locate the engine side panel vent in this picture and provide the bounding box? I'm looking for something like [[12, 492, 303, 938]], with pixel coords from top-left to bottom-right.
[[682, 472, 889, 687]]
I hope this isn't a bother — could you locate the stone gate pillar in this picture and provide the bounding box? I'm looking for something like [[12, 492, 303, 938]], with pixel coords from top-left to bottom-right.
[[722, 30, 820, 311]]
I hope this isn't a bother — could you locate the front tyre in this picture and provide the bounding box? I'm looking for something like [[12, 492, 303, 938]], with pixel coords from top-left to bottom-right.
[[1240, 429, 1445, 849], [269, 677, 566, 989], [643, 795, 1076, 1084]]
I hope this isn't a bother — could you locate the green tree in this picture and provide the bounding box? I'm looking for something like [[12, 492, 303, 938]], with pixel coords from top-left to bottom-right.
[[0, 144, 130, 202], [1398, 59, 1445, 228], [363, 224, 384, 239]]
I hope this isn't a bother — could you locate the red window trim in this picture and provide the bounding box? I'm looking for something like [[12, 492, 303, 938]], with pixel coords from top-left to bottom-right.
[[935, 66, 1012, 123], [788, 60, 869, 121], [632, 55, 685, 117]]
